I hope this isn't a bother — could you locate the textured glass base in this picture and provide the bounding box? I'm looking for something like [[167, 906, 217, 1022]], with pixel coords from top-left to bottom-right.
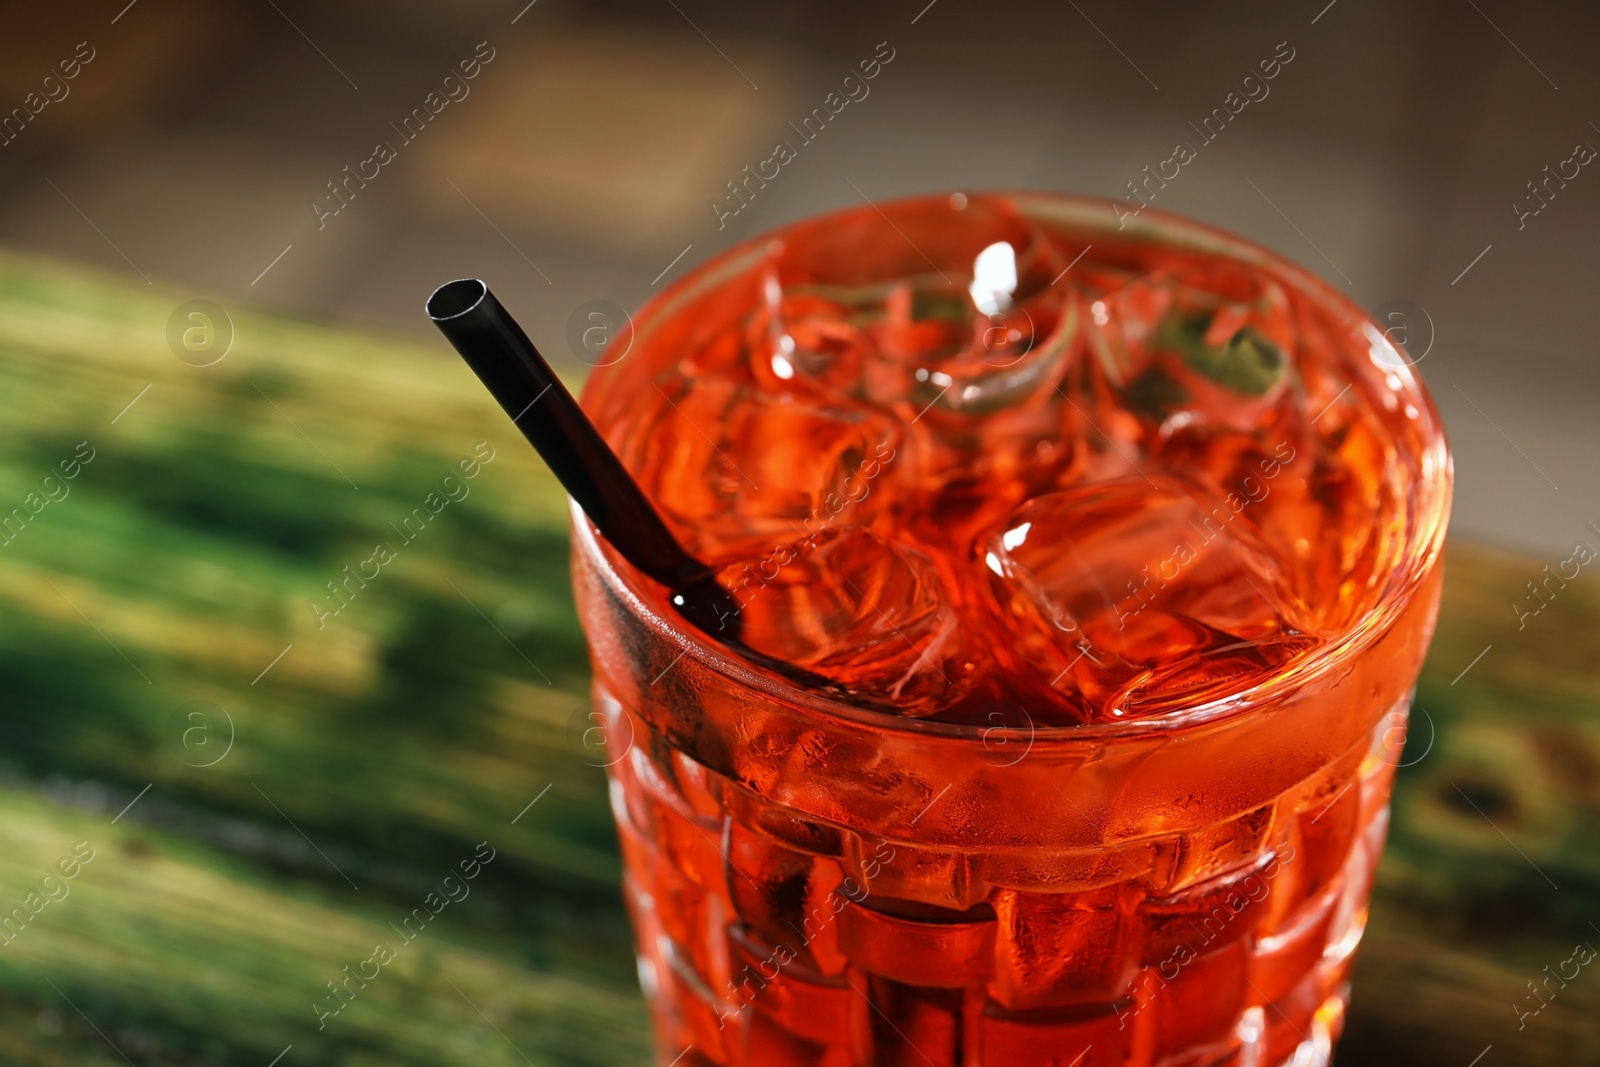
[[607, 689, 1404, 1067]]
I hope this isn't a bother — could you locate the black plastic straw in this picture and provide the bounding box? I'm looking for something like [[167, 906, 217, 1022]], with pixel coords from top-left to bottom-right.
[[425, 279, 747, 643], [427, 280, 890, 700]]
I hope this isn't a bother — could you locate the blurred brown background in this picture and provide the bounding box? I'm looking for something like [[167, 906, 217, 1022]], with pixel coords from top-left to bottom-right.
[[2, 0, 1596, 556]]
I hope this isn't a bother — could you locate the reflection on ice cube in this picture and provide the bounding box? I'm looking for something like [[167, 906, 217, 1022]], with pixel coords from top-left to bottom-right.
[[969, 240, 1018, 315]]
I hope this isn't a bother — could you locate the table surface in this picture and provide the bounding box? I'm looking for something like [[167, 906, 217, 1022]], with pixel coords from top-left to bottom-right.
[[0, 251, 1594, 1066]]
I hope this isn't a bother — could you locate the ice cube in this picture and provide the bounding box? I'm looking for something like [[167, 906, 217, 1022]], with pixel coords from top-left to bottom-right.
[[882, 282, 1083, 552], [1248, 300, 1414, 633], [893, 223, 1077, 419], [746, 270, 876, 396], [902, 394, 1080, 558], [982, 475, 1316, 719], [1085, 262, 1298, 436], [1140, 297, 1408, 636], [1249, 405, 1402, 634], [903, 285, 1080, 418], [716, 526, 969, 713], [737, 195, 1069, 413], [615, 376, 903, 561]]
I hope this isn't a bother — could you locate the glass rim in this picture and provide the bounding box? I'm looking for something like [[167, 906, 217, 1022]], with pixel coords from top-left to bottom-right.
[[573, 190, 1452, 744]]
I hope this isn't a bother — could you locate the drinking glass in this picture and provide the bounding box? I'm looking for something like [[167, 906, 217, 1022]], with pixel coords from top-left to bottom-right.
[[572, 192, 1451, 1067]]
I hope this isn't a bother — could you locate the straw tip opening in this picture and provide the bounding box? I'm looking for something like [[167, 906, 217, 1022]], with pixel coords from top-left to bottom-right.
[[427, 278, 488, 322]]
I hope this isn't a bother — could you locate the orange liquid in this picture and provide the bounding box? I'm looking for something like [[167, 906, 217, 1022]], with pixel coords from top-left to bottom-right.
[[575, 193, 1450, 1066]]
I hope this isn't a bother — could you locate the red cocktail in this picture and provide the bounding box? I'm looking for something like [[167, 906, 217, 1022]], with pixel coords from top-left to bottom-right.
[[573, 193, 1450, 1066]]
